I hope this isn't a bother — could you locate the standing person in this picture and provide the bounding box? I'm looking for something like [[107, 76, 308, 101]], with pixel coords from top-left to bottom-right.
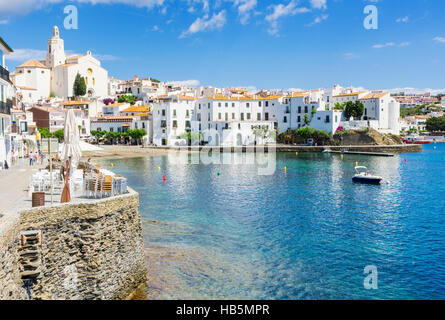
[[29, 152, 33, 166]]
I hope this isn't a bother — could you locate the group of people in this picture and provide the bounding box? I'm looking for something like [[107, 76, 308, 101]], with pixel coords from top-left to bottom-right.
[[28, 151, 45, 166]]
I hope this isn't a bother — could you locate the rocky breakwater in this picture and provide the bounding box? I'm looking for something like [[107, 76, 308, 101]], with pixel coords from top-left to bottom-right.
[[0, 189, 147, 300]]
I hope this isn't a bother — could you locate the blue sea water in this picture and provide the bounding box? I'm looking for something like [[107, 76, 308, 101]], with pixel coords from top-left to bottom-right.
[[96, 144, 445, 300]]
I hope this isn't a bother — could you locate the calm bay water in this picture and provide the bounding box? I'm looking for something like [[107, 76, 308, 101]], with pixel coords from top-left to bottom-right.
[[96, 144, 445, 300]]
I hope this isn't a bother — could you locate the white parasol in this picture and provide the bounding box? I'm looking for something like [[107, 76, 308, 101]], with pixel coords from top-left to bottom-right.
[[60, 109, 82, 170]]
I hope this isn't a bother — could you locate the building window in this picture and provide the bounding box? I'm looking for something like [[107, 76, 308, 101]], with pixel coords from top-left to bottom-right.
[[257, 113, 261, 121], [218, 103, 221, 107], [225, 113, 228, 121], [173, 120, 178, 128], [247, 113, 251, 120], [225, 103, 228, 107], [298, 106, 301, 113], [265, 101, 269, 107], [259, 101, 262, 107], [162, 109, 166, 116], [284, 116, 287, 123], [232, 103, 235, 107], [265, 113, 269, 120], [232, 113, 235, 119], [305, 106, 308, 113], [241, 113, 244, 121], [298, 116, 301, 123], [246, 103, 250, 108], [218, 113, 221, 120]]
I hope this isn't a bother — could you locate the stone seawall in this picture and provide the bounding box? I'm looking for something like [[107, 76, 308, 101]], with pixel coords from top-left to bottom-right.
[[152, 144, 422, 154], [0, 190, 147, 300]]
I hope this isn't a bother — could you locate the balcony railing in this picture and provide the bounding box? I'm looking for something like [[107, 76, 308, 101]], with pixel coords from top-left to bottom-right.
[[0, 100, 12, 115], [0, 65, 10, 83]]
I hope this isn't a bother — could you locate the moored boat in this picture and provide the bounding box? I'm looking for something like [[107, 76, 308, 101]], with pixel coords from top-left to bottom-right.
[[352, 166, 382, 185], [403, 135, 431, 145]]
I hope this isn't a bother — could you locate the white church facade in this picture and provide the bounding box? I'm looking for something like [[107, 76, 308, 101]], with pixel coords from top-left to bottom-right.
[[12, 26, 108, 101]]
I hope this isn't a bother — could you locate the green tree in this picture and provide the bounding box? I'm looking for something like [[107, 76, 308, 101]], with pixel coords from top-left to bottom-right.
[[344, 101, 364, 120], [91, 130, 106, 142], [53, 129, 64, 142], [73, 73, 87, 97], [38, 128, 52, 138], [303, 113, 311, 126], [277, 128, 332, 145], [117, 94, 137, 105], [426, 117, 445, 132], [344, 101, 355, 120], [354, 101, 365, 119], [127, 129, 147, 145], [334, 102, 345, 110], [252, 125, 272, 144]]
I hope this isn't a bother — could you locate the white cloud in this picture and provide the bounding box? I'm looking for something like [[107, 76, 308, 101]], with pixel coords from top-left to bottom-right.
[[180, 10, 227, 38], [265, 0, 310, 35], [372, 42, 395, 49], [396, 16, 409, 23], [433, 37, 445, 44], [93, 53, 120, 61], [0, 0, 165, 16], [167, 79, 200, 87], [6, 48, 47, 62], [310, 0, 327, 10], [233, 0, 257, 25], [385, 87, 445, 95], [0, 19, 9, 24], [343, 52, 359, 60], [306, 13, 328, 26], [373, 41, 411, 49]]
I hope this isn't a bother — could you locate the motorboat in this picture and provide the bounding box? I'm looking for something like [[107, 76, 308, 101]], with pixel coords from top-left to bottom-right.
[[352, 166, 382, 185], [403, 135, 431, 145], [322, 149, 331, 153]]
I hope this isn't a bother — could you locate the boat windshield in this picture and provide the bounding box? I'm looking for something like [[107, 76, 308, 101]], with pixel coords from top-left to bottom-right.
[[355, 166, 369, 174]]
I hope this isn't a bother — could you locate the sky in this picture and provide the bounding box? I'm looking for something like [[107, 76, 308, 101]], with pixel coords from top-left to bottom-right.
[[1, 0, 445, 93]]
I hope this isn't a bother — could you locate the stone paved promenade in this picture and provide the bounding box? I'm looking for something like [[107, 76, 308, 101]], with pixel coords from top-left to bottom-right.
[[0, 159, 43, 219]]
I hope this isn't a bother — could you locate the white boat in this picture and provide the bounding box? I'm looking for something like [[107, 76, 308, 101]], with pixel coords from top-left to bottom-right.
[[322, 149, 331, 153], [352, 166, 382, 185]]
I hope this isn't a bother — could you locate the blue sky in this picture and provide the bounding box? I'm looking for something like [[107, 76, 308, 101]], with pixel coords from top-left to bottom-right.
[[1, 0, 445, 92]]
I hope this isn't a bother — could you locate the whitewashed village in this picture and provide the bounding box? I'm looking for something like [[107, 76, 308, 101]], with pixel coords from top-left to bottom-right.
[[1, 27, 445, 169]]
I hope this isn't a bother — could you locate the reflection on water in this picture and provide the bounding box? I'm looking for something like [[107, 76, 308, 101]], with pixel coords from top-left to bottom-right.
[[96, 145, 445, 300]]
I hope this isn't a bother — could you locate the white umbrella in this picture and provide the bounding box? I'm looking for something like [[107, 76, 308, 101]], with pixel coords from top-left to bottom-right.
[[61, 109, 82, 170]]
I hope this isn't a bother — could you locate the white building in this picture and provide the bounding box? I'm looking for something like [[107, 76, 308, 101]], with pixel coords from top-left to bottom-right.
[[0, 36, 14, 169], [10, 60, 50, 103], [152, 95, 197, 146], [11, 26, 109, 101]]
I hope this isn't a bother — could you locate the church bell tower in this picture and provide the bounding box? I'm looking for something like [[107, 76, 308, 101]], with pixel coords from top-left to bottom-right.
[[45, 26, 66, 69]]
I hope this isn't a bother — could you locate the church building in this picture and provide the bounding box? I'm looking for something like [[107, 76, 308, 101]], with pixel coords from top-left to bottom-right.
[[12, 26, 108, 101]]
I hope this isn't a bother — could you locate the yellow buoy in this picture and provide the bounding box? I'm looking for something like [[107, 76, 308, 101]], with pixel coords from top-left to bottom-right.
[[296, 152, 298, 156], [110, 163, 114, 167], [158, 167, 161, 171], [341, 154, 344, 160], [284, 166, 287, 172], [355, 161, 358, 166]]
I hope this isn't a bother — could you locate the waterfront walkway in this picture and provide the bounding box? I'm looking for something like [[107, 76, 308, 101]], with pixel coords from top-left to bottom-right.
[[0, 159, 43, 218]]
